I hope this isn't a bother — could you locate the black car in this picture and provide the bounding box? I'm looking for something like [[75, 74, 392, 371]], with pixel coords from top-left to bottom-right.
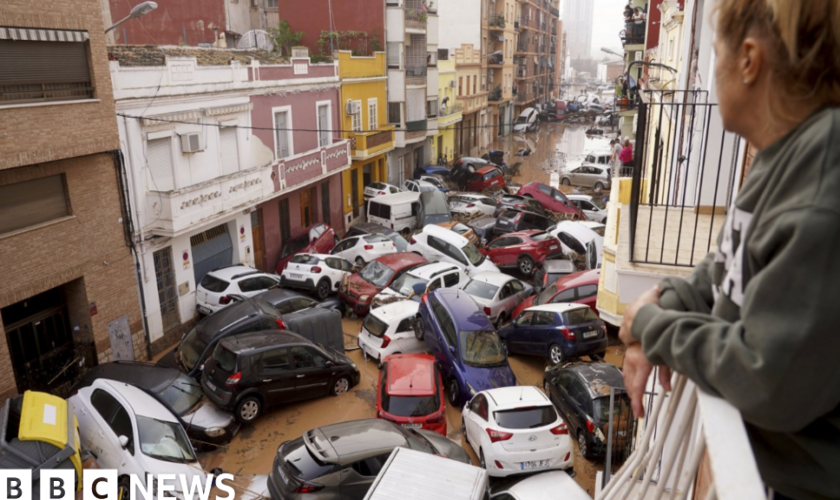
[[201, 330, 360, 423], [494, 194, 547, 217], [344, 222, 409, 252], [71, 361, 239, 447], [467, 216, 497, 247], [175, 291, 343, 378], [543, 362, 633, 461], [493, 209, 554, 237]]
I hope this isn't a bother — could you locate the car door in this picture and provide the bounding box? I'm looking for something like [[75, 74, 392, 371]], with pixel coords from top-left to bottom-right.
[[393, 317, 423, 352], [325, 257, 350, 287], [425, 235, 448, 262], [340, 453, 392, 499], [527, 311, 558, 355], [466, 173, 483, 191], [86, 388, 135, 470], [320, 224, 336, 252], [549, 287, 577, 305], [497, 281, 516, 317], [500, 236, 523, 266], [552, 372, 579, 426], [332, 237, 359, 262], [575, 284, 599, 311], [291, 346, 334, 399], [464, 395, 489, 453], [255, 347, 298, 405], [484, 236, 512, 266], [507, 311, 533, 354], [440, 271, 463, 290]]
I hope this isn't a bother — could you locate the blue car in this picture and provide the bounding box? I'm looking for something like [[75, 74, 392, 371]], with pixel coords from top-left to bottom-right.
[[413, 164, 451, 180], [498, 303, 608, 365], [418, 289, 517, 407]]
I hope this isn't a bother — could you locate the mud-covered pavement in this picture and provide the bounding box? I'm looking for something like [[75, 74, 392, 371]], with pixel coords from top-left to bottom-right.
[[194, 122, 626, 497]]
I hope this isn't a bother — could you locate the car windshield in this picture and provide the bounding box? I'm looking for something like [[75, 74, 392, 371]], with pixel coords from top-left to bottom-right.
[[494, 405, 558, 429], [460, 330, 506, 367], [461, 243, 485, 266], [563, 307, 599, 324], [281, 233, 309, 259], [157, 374, 203, 416], [451, 223, 470, 235], [589, 198, 606, 209], [515, 116, 528, 124], [535, 283, 559, 306], [137, 416, 196, 463], [359, 260, 396, 288], [363, 313, 389, 338], [179, 327, 207, 371], [290, 254, 319, 265], [463, 280, 499, 300], [388, 272, 429, 296], [424, 213, 452, 224], [199, 275, 228, 293], [384, 394, 440, 417]]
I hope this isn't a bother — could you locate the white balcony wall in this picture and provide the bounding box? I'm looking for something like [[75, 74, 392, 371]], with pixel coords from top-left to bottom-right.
[[388, 68, 406, 103], [427, 14, 440, 45], [427, 67, 439, 97], [386, 8, 406, 42]]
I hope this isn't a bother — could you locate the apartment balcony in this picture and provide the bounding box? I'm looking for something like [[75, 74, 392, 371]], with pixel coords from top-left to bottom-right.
[[348, 126, 395, 161], [456, 94, 488, 114], [488, 15, 506, 31], [405, 0, 428, 32], [438, 103, 463, 127], [514, 21, 520, 30], [488, 88, 503, 102], [622, 21, 646, 47], [406, 118, 427, 132]]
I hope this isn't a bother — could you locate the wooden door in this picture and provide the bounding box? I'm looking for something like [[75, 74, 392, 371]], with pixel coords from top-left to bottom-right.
[[300, 189, 312, 227], [251, 210, 265, 270]]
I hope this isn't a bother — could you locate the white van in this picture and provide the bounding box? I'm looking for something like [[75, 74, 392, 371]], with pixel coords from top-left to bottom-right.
[[364, 448, 489, 500], [367, 191, 421, 235]]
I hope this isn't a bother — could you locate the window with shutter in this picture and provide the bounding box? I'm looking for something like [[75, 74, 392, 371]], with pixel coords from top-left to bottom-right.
[[351, 101, 362, 132], [219, 127, 239, 175], [274, 110, 291, 159], [147, 138, 175, 192], [0, 174, 70, 235], [317, 103, 331, 147], [368, 99, 378, 131]]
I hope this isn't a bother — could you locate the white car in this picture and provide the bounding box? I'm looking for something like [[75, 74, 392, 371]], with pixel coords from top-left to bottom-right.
[[373, 262, 468, 307], [279, 253, 354, 299], [419, 175, 449, 191], [559, 164, 612, 191], [70, 379, 206, 497], [566, 194, 607, 223], [513, 107, 540, 133], [196, 265, 280, 315], [548, 221, 604, 269], [403, 179, 439, 193], [578, 220, 606, 236], [357, 300, 425, 366], [448, 193, 498, 217], [489, 470, 590, 500], [331, 233, 397, 266], [407, 224, 499, 275], [364, 181, 402, 202], [462, 271, 533, 327], [463, 386, 572, 478]]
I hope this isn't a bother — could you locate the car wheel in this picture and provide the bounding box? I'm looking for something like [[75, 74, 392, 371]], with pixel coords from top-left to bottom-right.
[[331, 376, 351, 396], [448, 379, 460, 407], [561, 178, 572, 186], [595, 182, 605, 191], [316, 279, 331, 300], [549, 344, 566, 365], [500, 337, 513, 356], [518, 255, 535, 275], [355, 256, 365, 267], [414, 316, 425, 340], [578, 430, 594, 460], [479, 449, 486, 469], [495, 313, 507, 330], [235, 396, 262, 424]]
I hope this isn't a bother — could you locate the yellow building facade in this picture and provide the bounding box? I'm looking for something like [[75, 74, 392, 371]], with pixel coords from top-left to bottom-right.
[[432, 58, 463, 164], [337, 50, 395, 228]]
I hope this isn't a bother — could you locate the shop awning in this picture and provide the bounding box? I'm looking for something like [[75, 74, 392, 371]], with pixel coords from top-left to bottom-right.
[[0, 27, 88, 42]]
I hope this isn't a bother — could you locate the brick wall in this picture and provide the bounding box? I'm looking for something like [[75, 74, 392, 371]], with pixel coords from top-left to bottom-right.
[[0, 0, 119, 170]]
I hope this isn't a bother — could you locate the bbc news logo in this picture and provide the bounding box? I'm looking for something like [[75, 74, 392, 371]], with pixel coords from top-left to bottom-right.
[[0, 470, 236, 500]]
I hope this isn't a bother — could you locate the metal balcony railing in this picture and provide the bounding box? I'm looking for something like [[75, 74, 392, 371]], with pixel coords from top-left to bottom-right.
[[622, 21, 646, 45], [627, 90, 743, 268], [406, 65, 428, 77], [488, 88, 503, 101], [489, 15, 506, 29]]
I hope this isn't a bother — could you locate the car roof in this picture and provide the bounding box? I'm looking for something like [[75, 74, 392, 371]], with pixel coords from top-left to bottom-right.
[[207, 265, 262, 281], [257, 288, 307, 303], [468, 217, 497, 228], [501, 471, 592, 500], [578, 221, 605, 230], [79, 362, 179, 394], [370, 191, 421, 205], [475, 166, 500, 174], [433, 288, 494, 331], [370, 299, 420, 320], [485, 386, 549, 408], [419, 191, 450, 210], [566, 194, 593, 201], [410, 262, 462, 279], [421, 224, 469, 246], [507, 229, 543, 239], [385, 354, 436, 396], [452, 193, 484, 199], [414, 180, 437, 187], [553, 269, 600, 290], [470, 271, 512, 286], [526, 303, 588, 314], [376, 252, 427, 269], [196, 298, 264, 341], [220, 330, 309, 352], [542, 259, 577, 273], [566, 363, 626, 396], [306, 419, 406, 465], [299, 253, 334, 261], [95, 379, 179, 422], [553, 221, 601, 243]]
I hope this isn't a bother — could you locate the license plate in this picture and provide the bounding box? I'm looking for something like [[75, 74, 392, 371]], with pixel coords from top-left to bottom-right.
[[549, 245, 558, 250], [520, 460, 549, 470], [583, 330, 598, 339], [289, 273, 303, 280], [401, 423, 422, 429], [198, 305, 212, 315], [206, 380, 217, 391]]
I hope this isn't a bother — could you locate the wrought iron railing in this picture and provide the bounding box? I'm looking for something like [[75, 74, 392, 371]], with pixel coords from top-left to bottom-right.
[[628, 90, 743, 267]]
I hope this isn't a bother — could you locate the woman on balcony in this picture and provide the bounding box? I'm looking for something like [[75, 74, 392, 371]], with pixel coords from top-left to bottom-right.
[[619, 1, 840, 499]]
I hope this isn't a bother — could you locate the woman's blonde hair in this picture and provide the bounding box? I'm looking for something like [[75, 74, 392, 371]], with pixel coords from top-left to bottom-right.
[[714, 0, 840, 111]]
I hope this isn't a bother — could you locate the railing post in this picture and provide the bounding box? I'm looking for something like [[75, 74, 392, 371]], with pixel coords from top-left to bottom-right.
[[629, 99, 648, 263]]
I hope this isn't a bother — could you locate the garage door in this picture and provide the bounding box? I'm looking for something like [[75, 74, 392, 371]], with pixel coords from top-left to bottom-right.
[[190, 224, 233, 285]]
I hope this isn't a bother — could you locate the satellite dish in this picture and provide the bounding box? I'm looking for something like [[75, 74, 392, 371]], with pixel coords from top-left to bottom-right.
[[236, 30, 275, 52]]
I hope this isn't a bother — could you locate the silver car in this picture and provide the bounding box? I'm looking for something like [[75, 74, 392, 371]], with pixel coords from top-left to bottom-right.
[[463, 271, 534, 327], [559, 164, 611, 191], [268, 419, 470, 500]]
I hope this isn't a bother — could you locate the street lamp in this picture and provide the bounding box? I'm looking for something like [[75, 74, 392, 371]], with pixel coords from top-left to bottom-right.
[[601, 47, 624, 58], [105, 1, 158, 34]]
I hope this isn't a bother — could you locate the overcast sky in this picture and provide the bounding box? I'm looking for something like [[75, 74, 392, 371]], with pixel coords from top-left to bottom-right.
[[587, 0, 627, 60]]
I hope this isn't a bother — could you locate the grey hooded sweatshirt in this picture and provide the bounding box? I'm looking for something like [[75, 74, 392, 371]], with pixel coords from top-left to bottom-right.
[[631, 107, 840, 500]]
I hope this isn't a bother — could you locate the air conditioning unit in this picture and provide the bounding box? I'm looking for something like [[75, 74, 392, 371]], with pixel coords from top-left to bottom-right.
[[345, 100, 361, 115], [449, 80, 457, 88], [180, 132, 204, 153]]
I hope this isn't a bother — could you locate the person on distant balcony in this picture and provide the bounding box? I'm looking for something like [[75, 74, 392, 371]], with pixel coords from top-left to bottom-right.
[[618, 139, 633, 172], [619, 1, 840, 499]]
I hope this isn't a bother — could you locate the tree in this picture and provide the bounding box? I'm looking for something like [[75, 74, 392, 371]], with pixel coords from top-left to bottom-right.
[[269, 20, 303, 57]]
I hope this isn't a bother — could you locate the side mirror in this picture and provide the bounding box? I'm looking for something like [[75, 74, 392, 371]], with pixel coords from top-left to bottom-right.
[[325, 360, 335, 367], [119, 435, 129, 449], [448, 345, 456, 354]]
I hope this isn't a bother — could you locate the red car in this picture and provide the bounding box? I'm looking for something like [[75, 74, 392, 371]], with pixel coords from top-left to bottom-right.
[[517, 182, 585, 218], [376, 353, 447, 436], [339, 252, 427, 315], [465, 166, 506, 192], [481, 230, 563, 276], [274, 223, 336, 273], [511, 268, 600, 319]]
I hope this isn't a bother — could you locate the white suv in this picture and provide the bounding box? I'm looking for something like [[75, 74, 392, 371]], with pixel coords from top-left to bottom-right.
[[364, 181, 402, 202], [407, 225, 499, 275], [357, 300, 425, 366], [373, 262, 468, 308], [279, 253, 354, 300], [196, 265, 280, 315], [462, 386, 572, 477], [403, 179, 438, 193]]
